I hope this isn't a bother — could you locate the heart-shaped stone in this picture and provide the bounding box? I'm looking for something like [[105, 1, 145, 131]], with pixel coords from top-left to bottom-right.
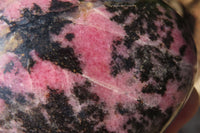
[[0, 0, 197, 133]]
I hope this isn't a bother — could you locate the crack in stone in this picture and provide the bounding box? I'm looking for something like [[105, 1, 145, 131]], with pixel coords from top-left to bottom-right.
[[81, 74, 151, 107]]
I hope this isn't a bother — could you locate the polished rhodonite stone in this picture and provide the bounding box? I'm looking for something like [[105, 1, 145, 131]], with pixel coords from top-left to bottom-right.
[[0, 0, 197, 133]]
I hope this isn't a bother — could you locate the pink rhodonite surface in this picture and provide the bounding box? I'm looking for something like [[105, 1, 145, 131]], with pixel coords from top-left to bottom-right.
[[0, 0, 197, 133]]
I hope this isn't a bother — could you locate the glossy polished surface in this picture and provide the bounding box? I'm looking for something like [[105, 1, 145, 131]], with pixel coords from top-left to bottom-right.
[[0, 0, 197, 133]]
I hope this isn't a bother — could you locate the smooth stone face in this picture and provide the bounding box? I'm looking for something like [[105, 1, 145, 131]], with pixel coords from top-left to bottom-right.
[[0, 0, 197, 133]]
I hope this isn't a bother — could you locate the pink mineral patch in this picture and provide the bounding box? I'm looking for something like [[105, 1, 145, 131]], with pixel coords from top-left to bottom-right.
[[30, 53, 73, 92]]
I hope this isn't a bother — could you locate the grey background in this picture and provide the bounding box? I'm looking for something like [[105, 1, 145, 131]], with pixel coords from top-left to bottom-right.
[[179, 108, 200, 133]]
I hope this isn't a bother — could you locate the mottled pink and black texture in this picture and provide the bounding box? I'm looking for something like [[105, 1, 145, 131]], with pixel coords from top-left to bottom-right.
[[0, 0, 197, 133]]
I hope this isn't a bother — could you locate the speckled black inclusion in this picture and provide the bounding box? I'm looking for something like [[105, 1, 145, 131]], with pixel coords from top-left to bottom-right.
[[116, 102, 173, 133], [176, 13, 197, 56], [110, 43, 182, 95], [65, 33, 75, 41], [106, 1, 163, 48], [49, 0, 73, 11], [0, 86, 13, 104], [3, 61, 14, 74], [0, 83, 111, 133], [73, 81, 99, 103], [179, 45, 187, 56], [139, 46, 182, 95], [43, 87, 109, 133], [162, 31, 174, 49], [1, 1, 82, 73], [108, 1, 183, 95], [0, 87, 34, 106], [135, 104, 173, 133], [110, 43, 135, 77]]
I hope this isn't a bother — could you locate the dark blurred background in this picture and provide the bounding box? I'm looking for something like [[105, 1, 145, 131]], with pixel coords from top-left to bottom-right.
[[179, 109, 200, 133]]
